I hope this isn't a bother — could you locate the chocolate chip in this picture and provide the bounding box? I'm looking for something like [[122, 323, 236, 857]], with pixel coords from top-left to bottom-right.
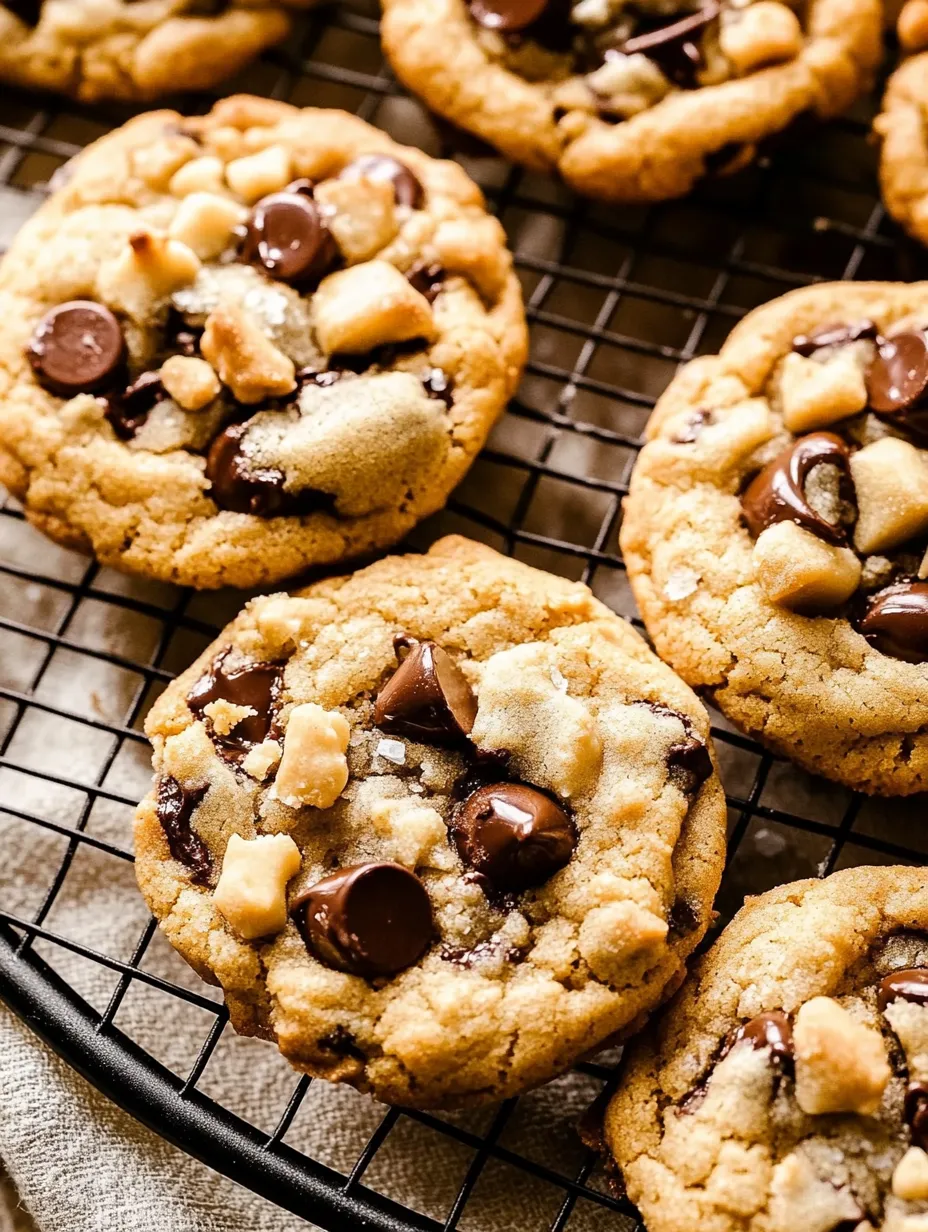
[[187, 648, 283, 758], [440, 937, 523, 967], [373, 637, 477, 745], [27, 301, 126, 397], [453, 782, 576, 892], [878, 967, 928, 1012], [156, 776, 211, 885], [423, 367, 453, 407], [164, 307, 202, 358], [672, 408, 713, 444], [792, 319, 879, 358], [4, 0, 41, 25], [104, 371, 164, 440], [406, 261, 445, 304], [293, 862, 433, 977], [468, 0, 547, 31], [668, 896, 700, 935], [667, 736, 713, 790], [339, 154, 424, 210], [867, 331, 928, 438], [731, 1011, 794, 1066], [205, 420, 334, 518], [741, 432, 854, 547], [239, 190, 337, 285], [622, 1, 720, 88], [907, 1081, 928, 1151], [858, 582, 928, 663]]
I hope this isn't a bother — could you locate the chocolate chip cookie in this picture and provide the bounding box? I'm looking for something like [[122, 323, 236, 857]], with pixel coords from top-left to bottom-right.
[[0, 97, 526, 589], [620, 280, 928, 795], [381, 0, 881, 203], [876, 1, 928, 249], [0, 1, 313, 101], [133, 535, 727, 1107], [604, 866, 928, 1232]]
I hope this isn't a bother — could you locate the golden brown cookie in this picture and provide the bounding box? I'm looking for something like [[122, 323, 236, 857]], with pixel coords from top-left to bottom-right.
[[876, 2, 928, 248], [620, 280, 928, 796], [0, 97, 526, 589], [381, 0, 882, 202], [605, 867, 928, 1232], [134, 536, 727, 1108]]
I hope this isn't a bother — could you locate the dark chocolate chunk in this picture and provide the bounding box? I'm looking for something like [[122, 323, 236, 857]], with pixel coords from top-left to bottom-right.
[[468, 0, 547, 32], [4, 0, 41, 25], [453, 782, 576, 892], [239, 189, 337, 285], [667, 735, 713, 789], [731, 1010, 794, 1066], [187, 648, 283, 757], [440, 937, 524, 966], [318, 1025, 365, 1059], [621, 1, 720, 88], [164, 307, 203, 358], [422, 367, 453, 407], [293, 861, 433, 977], [373, 637, 477, 745], [792, 319, 879, 358], [878, 967, 928, 1012], [156, 776, 211, 885], [406, 261, 445, 303], [907, 1081, 928, 1151], [867, 330, 928, 439], [205, 420, 334, 518], [104, 371, 164, 440], [339, 154, 424, 210], [668, 896, 700, 935], [858, 582, 928, 663], [741, 432, 854, 547], [27, 301, 126, 397]]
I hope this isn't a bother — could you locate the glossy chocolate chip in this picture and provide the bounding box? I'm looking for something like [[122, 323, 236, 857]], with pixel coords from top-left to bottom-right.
[[104, 371, 164, 440], [732, 1011, 794, 1065], [878, 967, 928, 1012], [187, 649, 283, 757], [907, 1081, 928, 1151], [156, 776, 211, 885], [622, 1, 720, 88], [373, 637, 477, 745], [27, 301, 126, 397], [453, 782, 576, 892], [406, 261, 445, 303], [293, 862, 433, 977], [205, 421, 334, 518], [792, 319, 879, 358], [468, 0, 547, 32], [867, 331, 928, 437], [858, 582, 928, 663], [239, 190, 337, 285], [339, 154, 424, 210], [667, 735, 713, 788], [741, 432, 853, 547]]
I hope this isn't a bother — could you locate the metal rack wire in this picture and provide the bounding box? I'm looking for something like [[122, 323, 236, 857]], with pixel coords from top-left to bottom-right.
[[0, 6, 923, 1228]]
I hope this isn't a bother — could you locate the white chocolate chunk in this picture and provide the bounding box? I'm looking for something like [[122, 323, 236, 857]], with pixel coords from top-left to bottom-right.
[[202, 699, 255, 736], [894, 1147, 928, 1201], [720, 1, 803, 76], [315, 177, 398, 263], [98, 230, 200, 320], [160, 355, 221, 412], [201, 303, 296, 404], [752, 521, 861, 611], [793, 996, 890, 1116], [242, 739, 282, 782], [311, 260, 435, 355], [777, 350, 868, 433], [369, 796, 449, 869], [886, 998, 928, 1082], [273, 703, 350, 810], [432, 216, 509, 301], [168, 192, 248, 261], [225, 144, 291, 203], [169, 155, 226, 196], [578, 900, 667, 983], [768, 1153, 862, 1232], [213, 833, 301, 940], [851, 437, 928, 555]]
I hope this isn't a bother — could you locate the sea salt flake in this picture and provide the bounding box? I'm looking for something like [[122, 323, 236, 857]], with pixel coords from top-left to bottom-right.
[[375, 738, 406, 766], [663, 568, 699, 601]]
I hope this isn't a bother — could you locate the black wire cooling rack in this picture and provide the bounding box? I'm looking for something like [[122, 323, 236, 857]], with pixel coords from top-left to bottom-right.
[[0, 7, 926, 1229]]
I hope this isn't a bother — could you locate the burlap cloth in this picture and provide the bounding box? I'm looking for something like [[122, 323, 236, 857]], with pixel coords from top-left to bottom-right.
[[0, 516, 620, 1232]]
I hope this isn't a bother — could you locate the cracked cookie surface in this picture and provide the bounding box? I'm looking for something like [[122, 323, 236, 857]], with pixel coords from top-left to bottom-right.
[[877, 2, 928, 249], [381, 0, 881, 203], [620, 280, 928, 795], [0, 0, 311, 101], [0, 96, 526, 589], [605, 866, 928, 1232], [133, 535, 727, 1108]]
